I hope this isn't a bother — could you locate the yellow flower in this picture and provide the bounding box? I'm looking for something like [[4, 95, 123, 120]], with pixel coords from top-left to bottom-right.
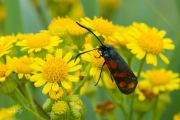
[[49, 87, 64, 100], [67, 22, 87, 36], [0, 36, 16, 57], [48, 16, 74, 37], [52, 101, 69, 115], [0, 56, 12, 82], [80, 17, 116, 39], [30, 49, 82, 94], [141, 68, 180, 94], [104, 26, 130, 48], [136, 80, 156, 101], [16, 33, 62, 54], [174, 112, 180, 120], [0, 105, 21, 120], [80, 44, 111, 86], [10, 56, 33, 79], [126, 22, 175, 66]]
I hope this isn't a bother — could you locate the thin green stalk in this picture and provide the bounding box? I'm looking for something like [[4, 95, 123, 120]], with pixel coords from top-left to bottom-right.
[[144, 0, 180, 39], [129, 57, 145, 120], [24, 82, 38, 113], [24, 82, 49, 119], [10, 88, 45, 120], [152, 96, 159, 120], [101, 78, 128, 120], [73, 63, 91, 95]]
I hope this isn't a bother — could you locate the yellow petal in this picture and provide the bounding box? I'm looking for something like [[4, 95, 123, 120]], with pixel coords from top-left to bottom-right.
[[30, 64, 42, 71], [159, 53, 169, 64], [157, 30, 166, 37], [68, 65, 82, 72], [18, 73, 23, 79], [25, 74, 31, 79], [68, 58, 80, 68], [0, 77, 5, 82], [163, 38, 173, 44], [34, 79, 46, 87], [131, 46, 142, 54], [67, 75, 79, 82], [63, 52, 72, 63], [55, 49, 62, 58], [52, 82, 59, 91], [61, 81, 71, 89], [30, 74, 42, 82], [152, 55, 157, 66], [146, 53, 154, 64], [28, 49, 34, 54], [46, 54, 53, 60], [42, 82, 52, 94], [90, 67, 97, 76], [163, 44, 175, 50], [35, 58, 45, 66], [136, 50, 146, 59]]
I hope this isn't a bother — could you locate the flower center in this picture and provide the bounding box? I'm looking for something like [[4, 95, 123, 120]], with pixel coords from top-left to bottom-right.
[[26, 33, 51, 48], [138, 32, 164, 54], [14, 58, 33, 73], [52, 101, 68, 115], [0, 63, 8, 78], [92, 17, 115, 36], [42, 57, 68, 82], [149, 69, 170, 86]]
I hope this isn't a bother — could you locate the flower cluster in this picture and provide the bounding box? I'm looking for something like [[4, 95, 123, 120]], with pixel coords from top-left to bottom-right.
[[0, 16, 178, 120]]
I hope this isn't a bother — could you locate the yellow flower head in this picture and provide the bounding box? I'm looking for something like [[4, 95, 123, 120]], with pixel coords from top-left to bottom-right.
[[67, 22, 87, 36], [52, 101, 69, 115], [141, 68, 180, 94], [136, 80, 156, 101], [30, 49, 82, 94], [80, 17, 116, 39], [49, 87, 64, 100], [10, 56, 34, 79], [104, 26, 130, 48], [0, 56, 12, 82], [16, 33, 62, 54], [126, 22, 175, 66], [0, 36, 16, 57], [48, 16, 74, 37]]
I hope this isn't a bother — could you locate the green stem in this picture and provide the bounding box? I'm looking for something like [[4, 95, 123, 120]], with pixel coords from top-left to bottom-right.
[[152, 96, 159, 120], [129, 57, 145, 120], [101, 78, 128, 120], [10, 88, 45, 120], [73, 63, 91, 94], [24, 82, 38, 113]]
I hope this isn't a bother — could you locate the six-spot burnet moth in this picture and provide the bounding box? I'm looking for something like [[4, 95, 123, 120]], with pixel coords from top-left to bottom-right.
[[75, 22, 138, 95]]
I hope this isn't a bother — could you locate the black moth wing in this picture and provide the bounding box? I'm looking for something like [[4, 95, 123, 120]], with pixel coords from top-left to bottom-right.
[[102, 46, 138, 94]]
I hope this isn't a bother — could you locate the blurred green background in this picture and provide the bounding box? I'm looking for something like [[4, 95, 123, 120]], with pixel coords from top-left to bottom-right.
[[0, 0, 180, 119]]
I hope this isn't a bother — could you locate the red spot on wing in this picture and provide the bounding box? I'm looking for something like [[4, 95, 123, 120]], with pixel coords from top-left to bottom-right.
[[113, 72, 126, 78], [109, 61, 117, 69], [127, 83, 135, 88], [105, 60, 110, 68], [119, 81, 126, 87]]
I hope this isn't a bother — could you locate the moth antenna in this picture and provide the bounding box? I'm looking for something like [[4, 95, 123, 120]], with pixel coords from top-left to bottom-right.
[[76, 22, 104, 46], [74, 48, 98, 62]]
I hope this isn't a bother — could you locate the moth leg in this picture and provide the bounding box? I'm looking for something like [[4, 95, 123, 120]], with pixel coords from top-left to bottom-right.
[[95, 61, 106, 86]]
